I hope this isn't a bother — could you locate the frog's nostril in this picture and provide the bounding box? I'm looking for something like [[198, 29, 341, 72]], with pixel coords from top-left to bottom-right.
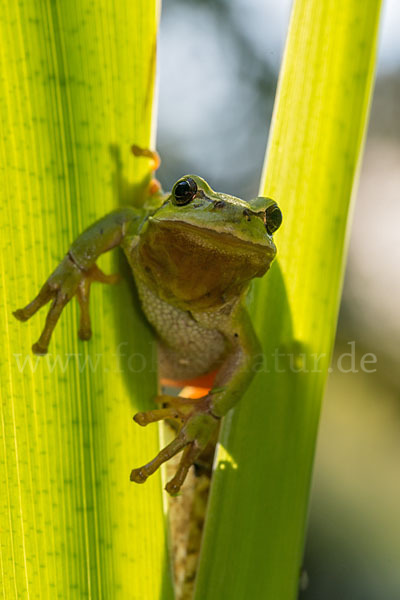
[[213, 200, 226, 209], [243, 209, 252, 222]]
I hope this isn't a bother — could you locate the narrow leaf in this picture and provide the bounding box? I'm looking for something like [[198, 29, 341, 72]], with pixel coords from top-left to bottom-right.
[[195, 1, 382, 598], [0, 2, 173, 598]]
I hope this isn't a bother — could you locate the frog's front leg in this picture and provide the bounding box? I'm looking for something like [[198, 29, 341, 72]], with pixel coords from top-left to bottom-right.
[[130, 304, 261, 494], [13, 208, 140, 354]]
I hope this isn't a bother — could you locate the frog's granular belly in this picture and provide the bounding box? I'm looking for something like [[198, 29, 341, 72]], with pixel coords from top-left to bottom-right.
[[135, 279, 227, 380]]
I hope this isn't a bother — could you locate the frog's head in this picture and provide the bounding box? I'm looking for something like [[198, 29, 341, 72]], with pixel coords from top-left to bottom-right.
[[137, 175, 282, 310]]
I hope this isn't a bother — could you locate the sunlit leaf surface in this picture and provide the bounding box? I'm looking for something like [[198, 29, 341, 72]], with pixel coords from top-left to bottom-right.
[[0, 2, 174, 598], [195, 1, 382, 598]]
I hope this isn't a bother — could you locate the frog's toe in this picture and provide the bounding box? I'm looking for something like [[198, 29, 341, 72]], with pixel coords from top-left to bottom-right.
[[31, 294, 69, 355], [165, 442, 202, 495], [131, 144, 161, 171], [130, 433, 188, 485], [75, 264, 118, 342], [134, 395, 208, 427], [13, 282, 54, 322], [78, 326, 92, 341], [32, 342, 49, 356], [13, 308, 29, 322], [133, 407, 182, 426], [76, 278, 92, 341]]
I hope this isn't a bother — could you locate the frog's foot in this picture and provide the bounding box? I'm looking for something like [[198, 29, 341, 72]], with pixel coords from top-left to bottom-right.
[[131, 144, 161, 195], [130, 395, 220, 494], [13, 258, 118, 355]]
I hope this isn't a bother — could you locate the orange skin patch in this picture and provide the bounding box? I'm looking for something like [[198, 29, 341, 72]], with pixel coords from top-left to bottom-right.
[[161, 369, 218, 398]]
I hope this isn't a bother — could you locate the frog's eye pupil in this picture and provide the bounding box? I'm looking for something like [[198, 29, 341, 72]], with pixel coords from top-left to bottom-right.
[[265, 204, 282, 234], [173, 177, 197, 205]]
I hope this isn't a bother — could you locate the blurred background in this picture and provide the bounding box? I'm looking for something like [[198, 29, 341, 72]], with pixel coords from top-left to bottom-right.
[[156, 1, 400, 598]]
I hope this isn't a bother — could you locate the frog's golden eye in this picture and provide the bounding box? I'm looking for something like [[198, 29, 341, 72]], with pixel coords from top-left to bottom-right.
[[265, 204, 282, 235], [172, 177, 198, 206]]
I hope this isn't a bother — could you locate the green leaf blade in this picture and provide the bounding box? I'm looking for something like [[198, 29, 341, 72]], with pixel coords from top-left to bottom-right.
[[0, 2, 173, 598], [195, 1, 382, 598]]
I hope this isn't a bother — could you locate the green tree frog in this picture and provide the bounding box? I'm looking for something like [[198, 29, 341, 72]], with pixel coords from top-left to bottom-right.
[[13, 146, 282, 494]]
